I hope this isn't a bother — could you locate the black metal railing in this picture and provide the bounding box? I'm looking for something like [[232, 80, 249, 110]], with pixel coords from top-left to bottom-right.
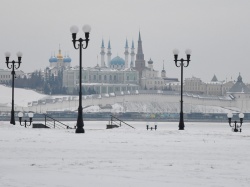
[[44, 114, 74, 129], [110, 115, 135, 129]]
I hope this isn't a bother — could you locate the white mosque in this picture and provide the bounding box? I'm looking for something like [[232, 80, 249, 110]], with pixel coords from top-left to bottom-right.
[[62, 38, 140, 94], [99, 38, 135, 69]]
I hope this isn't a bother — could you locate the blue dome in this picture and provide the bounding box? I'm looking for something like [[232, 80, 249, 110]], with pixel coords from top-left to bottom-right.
[[110, 56, 125, 66], [63, 56, 71, 63], [49, 56, 57, 63]]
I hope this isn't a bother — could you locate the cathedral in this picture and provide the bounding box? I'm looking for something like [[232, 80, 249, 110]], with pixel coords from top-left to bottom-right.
[[47, 47, 72, 78], [49, 47, 72, 68]]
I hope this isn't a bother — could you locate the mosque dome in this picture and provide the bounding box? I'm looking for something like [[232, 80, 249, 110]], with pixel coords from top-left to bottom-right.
[[110, 56, 125, 66]]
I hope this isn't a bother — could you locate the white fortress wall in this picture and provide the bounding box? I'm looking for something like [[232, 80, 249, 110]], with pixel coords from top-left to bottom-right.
[[21, 92, 246, 113]]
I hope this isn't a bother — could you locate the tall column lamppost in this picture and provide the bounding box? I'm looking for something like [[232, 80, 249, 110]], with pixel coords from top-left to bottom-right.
[[4, 51, 23, 125], [173, 49, 191, 130], [70, 24, 91, 133]]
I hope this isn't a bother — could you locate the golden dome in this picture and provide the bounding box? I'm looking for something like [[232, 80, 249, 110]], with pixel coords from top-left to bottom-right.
[[57, 49, 63, 59]]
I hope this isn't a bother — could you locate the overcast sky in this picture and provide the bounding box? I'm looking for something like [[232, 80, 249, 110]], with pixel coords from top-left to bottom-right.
[[1, 0, 250, 82]]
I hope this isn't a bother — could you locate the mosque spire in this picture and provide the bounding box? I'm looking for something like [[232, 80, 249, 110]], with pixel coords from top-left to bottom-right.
[[125, 38, 128, 48], [108, 39, 111, 49], [107, 39, 112, 67], [101, 38, 104, 48], [100, 39, 105, 67], [161, 60, 166, 78], [130, 39, 135, 67], [124, 38, 129, 68], [132, 40, 135, 49]]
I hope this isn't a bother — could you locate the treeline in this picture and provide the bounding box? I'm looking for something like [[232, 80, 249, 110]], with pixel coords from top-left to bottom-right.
[[6, 69, 96, 95]]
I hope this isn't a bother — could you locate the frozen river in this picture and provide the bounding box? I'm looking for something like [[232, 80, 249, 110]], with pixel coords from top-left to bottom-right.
[[0, 121, 250, 187]]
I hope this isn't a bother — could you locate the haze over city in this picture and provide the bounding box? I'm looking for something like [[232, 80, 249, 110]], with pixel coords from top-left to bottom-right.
[[1, 0, 250, 82]]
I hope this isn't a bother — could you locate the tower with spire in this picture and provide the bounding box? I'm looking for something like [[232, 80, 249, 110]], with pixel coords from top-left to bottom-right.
[[161, 61, 166, 78], [100, 39, 105, 67], [107, 39, 112, 68], [134, 31, 146, 84], [130, 40, 135, 67], [124, 39, 129, 68]]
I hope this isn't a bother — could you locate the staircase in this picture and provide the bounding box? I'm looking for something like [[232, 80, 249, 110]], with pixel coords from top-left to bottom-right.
[[44, 114, 74, 129], [107, 115, 135, 129]]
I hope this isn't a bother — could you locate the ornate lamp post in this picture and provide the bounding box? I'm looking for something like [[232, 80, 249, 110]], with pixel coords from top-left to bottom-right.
[[227, 112, 244, 132], [4, 51, 23, 125], [18, 112, 34, 128], [70, 24, 91, 133], [173, 49, 191, 130]]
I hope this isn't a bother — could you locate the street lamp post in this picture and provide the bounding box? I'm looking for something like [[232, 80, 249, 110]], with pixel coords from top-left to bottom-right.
[[4, 51, 23, 125], [173, 49, 191, 130], [18, 112, 34, 128], [70, 24, 91, 133], [227, 112, 244, 132]]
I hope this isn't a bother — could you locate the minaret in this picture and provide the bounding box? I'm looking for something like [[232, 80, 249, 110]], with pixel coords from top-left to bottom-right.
[[107, 39, 112, 68], [124, 38, 129, 68], [134, 31, 146, 85], [130, 40, 135, 67], [161, 61, 166, 78], [100, 39, 105, 67]]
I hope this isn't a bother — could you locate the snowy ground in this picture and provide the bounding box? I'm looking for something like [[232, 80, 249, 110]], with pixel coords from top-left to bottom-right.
[[0, 121, 250, 187]]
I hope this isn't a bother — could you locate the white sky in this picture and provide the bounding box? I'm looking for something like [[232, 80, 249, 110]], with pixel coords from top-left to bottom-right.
[[0, 0, 250, 82]]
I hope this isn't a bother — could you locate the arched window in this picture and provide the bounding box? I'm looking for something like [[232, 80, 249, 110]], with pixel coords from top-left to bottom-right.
[[104, 75, 107, 80], [110, 75, 112, 81], [114, 75, 116, 80]]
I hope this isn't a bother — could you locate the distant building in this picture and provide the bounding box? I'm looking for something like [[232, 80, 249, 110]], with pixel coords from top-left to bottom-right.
[[169, 75, 234, 96], [63, 65, 139, 94], [141, 59, 164, 90], [49, 47, 71, 69], [228, 73, 250, 95], [227, 73, 250, 111], [62, 38, 140, 94], [0, 69, 24, 84], [133, 32, 178, 90], [47, 47, 72, 78]]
